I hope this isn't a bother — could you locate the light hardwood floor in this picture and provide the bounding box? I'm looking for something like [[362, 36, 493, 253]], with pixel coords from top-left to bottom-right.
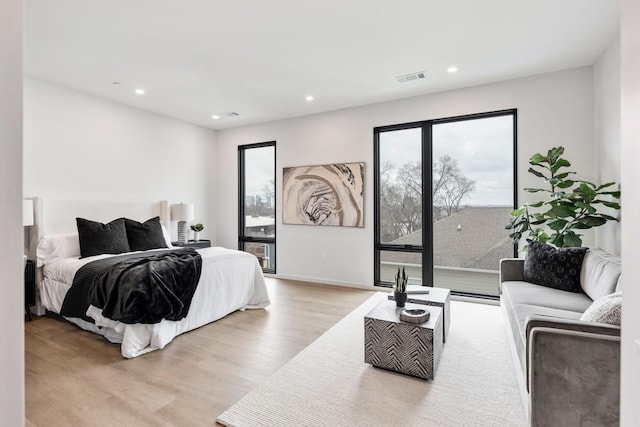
[[25, 278, 375, 426]]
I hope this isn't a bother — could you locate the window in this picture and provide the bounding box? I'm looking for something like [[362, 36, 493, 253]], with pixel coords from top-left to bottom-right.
[[374, 110, 516, 298], [238, 142, 276, 273]]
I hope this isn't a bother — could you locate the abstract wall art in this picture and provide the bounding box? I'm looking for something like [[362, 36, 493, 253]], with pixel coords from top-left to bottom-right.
[[282, 162, 364, 227]]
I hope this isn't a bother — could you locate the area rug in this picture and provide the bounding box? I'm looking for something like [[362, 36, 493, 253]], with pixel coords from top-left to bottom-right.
[[217, 292, 527, 427]]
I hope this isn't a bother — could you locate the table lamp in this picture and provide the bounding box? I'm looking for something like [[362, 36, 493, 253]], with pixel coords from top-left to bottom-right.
[[170, 203, 194, 244]]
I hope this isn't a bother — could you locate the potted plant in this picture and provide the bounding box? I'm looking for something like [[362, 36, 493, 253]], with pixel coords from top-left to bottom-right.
[[394, 267, 409, 308], [190, 223, 204, 242], [507, 147, 620, 248]]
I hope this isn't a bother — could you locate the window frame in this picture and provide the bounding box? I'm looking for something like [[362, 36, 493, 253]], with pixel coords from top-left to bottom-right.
[[238, 141, 276, 274], [373, 109, 518, 298]]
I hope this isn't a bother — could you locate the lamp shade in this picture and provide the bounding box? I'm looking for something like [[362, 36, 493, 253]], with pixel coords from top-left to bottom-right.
[[170, 203, 194, 221], [23, 199, 34, 226]]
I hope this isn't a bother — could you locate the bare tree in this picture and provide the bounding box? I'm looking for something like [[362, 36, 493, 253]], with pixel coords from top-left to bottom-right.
[[379, 156, 474, 241], [432, 156, 475, 217], [379, 161, 423, 241]]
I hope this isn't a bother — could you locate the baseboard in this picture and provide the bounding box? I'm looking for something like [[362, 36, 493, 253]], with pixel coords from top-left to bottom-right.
[[270, 274, 376, 291]]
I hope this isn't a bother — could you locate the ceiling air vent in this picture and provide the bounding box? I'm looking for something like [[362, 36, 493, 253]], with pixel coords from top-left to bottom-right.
[[396, 71, 426, 83]]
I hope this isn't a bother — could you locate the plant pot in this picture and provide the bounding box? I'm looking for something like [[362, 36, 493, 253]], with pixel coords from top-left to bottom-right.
[[394, 291, 408, 308], [193, 231, 200, 242]]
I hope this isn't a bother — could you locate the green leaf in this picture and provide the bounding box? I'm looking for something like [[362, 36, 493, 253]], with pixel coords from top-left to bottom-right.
[[575, 182, 597, 202], [524, 188, 547, 193], [551, 158, 571, 174], [574, 201, 596, 214], [530, 153, 547, 165], [554, 172, 576, 180], [548, 218, 568, 230], [601, 191, 621, 198], [562, 232, 582, 248], [599, 214, 619, 221], [596, 182, 616, 191], [550, 234, 564, 247], [571, 222, 591, 229], [599, 200, 621, 210], [556, 180, 575, 189], [511, 207, 525, 216], [528, 201, 544, 208], [528, 167, 547, 179], [579, 216, 607, 227], [548, 147, 565, 164], [549, 205, 576, 218]]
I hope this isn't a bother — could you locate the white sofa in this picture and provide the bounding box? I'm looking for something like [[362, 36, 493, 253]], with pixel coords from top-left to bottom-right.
[[500, 248, 621, 426]]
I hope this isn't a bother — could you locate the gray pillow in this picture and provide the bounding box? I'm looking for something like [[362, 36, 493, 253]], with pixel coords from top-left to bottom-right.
[[580, 292, 622, 325], [523, 240, 588, 293]]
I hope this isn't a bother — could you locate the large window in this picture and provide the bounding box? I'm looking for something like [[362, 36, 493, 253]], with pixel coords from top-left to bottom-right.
[[239, 142, 276, 273], [374, 110, 516, 298]]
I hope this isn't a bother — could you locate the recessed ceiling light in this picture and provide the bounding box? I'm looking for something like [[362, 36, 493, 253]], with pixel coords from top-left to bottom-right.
[[212, 115, 220, 120], [305, 95, 314, 101], [447, 66, 458, 73], [135, 88, 145, 95]]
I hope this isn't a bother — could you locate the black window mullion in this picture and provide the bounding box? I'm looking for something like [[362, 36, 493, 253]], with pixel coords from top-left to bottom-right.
[[422, 122, 433, 287]]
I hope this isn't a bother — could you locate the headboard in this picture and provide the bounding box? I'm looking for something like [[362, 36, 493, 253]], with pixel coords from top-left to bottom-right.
[[29, 197, 170, 258]]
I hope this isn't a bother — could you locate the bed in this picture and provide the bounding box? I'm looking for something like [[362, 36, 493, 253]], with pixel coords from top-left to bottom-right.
[[30, 197, 270, 358]]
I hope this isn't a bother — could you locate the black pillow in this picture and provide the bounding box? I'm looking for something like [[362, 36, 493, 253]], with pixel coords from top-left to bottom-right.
[[523, 240, 588, 293], [76, 217, 131, 258], [123, 216, 168, 252]]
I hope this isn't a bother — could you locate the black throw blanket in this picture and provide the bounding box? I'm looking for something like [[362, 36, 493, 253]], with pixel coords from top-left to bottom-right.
[[60, 249, 202, 324]]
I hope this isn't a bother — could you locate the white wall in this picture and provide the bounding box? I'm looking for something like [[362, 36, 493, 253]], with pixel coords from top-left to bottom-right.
[[594, 37, 622, 255], [0, 0, 24, 423], [215, 67, 595, 288], [620, 0, 640, 425], [23, 77, 217, 242]]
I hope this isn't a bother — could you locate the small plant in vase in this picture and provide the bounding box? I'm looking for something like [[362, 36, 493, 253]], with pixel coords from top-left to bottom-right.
[[190, 223, 204, 242], [394, 267, 409, 308]]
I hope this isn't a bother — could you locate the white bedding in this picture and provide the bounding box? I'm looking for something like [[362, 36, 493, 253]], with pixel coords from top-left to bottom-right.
[[39, 247, 270, 358]]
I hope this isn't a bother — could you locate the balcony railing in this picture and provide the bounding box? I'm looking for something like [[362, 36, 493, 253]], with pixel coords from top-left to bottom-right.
[[381, 262, 500, 297]]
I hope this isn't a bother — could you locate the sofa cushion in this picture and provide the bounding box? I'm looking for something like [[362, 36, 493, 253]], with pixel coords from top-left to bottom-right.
[[523, 241, 587, 293], [501, 281, 594, 313], [580, 248, 622, 300], [581, 292, 622, 326]]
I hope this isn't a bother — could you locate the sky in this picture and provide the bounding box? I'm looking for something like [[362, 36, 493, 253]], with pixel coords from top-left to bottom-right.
[[380, 115, 514, 206], [244, 145, 275, 198]]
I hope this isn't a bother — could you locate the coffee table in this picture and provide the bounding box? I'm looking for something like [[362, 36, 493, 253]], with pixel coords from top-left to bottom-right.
[[364, 300, 443, 380], [388, 285, 451, 342]]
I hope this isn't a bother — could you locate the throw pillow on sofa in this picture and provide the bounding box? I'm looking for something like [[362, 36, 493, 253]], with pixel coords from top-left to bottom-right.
[[523, 240, 588, 292], [581, 292, 622, 325]]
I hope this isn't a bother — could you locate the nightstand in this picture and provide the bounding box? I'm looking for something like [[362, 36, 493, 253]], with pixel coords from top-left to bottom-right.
[[172, 240, 211, 249], [25, 259, 35, 321]]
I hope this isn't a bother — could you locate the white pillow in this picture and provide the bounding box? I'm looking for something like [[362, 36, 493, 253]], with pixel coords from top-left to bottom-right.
[[36, 233, 81, 266], [580, 292, 622, 326]]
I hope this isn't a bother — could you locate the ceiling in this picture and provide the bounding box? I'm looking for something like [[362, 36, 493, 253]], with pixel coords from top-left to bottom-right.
[[25, 1, 619, 130]]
